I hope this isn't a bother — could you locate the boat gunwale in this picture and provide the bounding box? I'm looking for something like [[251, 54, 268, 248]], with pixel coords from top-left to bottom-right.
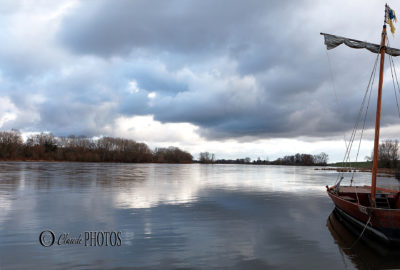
[[327, 185, 400, 212]]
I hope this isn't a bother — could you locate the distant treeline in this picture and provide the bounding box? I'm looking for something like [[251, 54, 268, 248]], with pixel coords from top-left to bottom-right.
[[0, 130, 193, 163], [271, 153, 329, 166], [200, 152, 329, 166]]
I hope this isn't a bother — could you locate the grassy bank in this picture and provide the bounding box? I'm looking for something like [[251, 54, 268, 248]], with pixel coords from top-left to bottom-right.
[[328, 161, 372, 168], [320, 161, 399, 177]]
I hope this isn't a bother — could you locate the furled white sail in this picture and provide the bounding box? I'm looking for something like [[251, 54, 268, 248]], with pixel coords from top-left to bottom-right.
[[321, 33, 400, 56]]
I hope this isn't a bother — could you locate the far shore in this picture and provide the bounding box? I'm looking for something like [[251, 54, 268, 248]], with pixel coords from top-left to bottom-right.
[[0, 159, 327, 166], [315, 166, 398, 177], [2, 160, 399, 179], [0, 159, 194, 164]]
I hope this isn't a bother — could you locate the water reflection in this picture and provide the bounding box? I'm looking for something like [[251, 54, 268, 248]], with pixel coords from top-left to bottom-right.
[[113, 164, 348, 210], [0, 162, 399, 269], [114, 164, 202, 209], [327, 210, 400, 270]]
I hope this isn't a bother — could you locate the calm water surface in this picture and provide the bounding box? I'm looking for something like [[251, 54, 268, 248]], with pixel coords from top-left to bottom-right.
[[0, 162, 399, 269]]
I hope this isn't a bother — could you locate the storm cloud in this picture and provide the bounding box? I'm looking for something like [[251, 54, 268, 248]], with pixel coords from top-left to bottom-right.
[[1, 0, 399, 143]]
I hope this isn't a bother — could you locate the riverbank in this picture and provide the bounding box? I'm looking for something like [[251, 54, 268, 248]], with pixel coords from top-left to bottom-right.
[[328, 161, 372, 168], [315, 166, 397, 177]]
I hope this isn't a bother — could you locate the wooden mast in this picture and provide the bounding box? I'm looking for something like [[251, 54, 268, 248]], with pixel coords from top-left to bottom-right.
[[371, 23, 387, 206]]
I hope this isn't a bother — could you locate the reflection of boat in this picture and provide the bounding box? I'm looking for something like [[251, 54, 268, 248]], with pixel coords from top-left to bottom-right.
[[395, 170, 400, 180], [327, 210, 400, 269], [322, 5, 400, 245]]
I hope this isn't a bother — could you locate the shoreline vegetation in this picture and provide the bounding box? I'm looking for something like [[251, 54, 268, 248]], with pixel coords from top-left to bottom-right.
[[204, 152, 329, 166], [320, 140, 400, 177], [0, 129, 331, 166], [0, 130, 193, 163], [319, 161, 398, 177], [1, 129, 399, 175], [315, 167, 397, 177]]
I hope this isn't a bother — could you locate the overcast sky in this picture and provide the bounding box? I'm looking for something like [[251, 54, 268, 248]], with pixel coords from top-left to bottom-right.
[[1, 0, 400, 162]]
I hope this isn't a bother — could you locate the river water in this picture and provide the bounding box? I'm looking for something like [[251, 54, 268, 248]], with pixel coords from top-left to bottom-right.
[[0, 162, 399, 269]]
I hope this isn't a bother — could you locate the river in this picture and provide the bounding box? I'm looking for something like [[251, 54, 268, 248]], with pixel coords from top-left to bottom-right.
[[0, 162, 398, 269]]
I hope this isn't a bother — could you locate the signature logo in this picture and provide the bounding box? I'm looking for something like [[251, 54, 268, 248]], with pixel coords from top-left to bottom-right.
[[39, 230, 55, 247], [39, 230, 122, 247]]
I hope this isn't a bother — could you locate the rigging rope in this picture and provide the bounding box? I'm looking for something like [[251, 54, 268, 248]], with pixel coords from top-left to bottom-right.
[[389, 54, 400, 119], [325, 50, 349, 150], [326, 34, 400, 189], [387, 38, 400, 120], [325, 50, 340, 104], [343, 215, 372, 250], [335, 53, 379, 187], [350, 59, 376, 184], [390, 55, 400, 102]]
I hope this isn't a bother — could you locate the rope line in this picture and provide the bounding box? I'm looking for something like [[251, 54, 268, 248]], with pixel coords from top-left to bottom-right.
[[350, 61, 376, 183], [326, 34, 400, 189], [325, 50, 349, 150], [390, 55, 400, 105], [389, 54, 400, 119], [335, 54, 379, 187], [343, 215, 372, 250], [387, 38, 400, 119]]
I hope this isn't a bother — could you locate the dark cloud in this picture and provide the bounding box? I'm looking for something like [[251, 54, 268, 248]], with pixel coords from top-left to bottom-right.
[[37, 102, 115, 137], [121, 61, 189, 94], [58, 0, 285, 57], [1, 0, 399, 142]]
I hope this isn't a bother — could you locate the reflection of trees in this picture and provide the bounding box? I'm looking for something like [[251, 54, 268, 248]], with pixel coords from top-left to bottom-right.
[[0, 163, 24, 191], [326, 210, 400, 269], [0, 162, 152, 190]]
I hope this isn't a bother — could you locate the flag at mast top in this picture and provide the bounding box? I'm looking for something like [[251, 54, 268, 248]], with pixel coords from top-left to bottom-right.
[[386, 4, 397, 35]]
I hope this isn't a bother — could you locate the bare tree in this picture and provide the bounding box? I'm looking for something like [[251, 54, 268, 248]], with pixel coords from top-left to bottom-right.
[[199, 152, 215, 163], [366, 140, 399, 168], [313, 152, 329, 165], [0, 129, 193, 163], [377, 140, 399, 168], [0, 130, 23, 159]]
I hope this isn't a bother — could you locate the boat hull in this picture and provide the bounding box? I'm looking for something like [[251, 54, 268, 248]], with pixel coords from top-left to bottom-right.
[[328, 210, 400, 268], [327, 186, 400, 245]]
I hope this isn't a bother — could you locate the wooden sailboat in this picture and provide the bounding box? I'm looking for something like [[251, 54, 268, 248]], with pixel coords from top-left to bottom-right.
[[322, 5, 400, 245]]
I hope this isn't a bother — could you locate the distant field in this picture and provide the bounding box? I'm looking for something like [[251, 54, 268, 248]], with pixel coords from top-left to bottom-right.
[[328, 162, 372, 168], [323, 161, 398, 177]]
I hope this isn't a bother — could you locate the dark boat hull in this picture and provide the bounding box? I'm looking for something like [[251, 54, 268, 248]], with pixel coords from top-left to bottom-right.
[[327, 210, 400, 268], [327, 186, 400, 245]]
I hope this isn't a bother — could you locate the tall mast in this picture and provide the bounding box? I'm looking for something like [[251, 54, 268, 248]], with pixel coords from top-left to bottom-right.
[[371, 23, 387, 206]]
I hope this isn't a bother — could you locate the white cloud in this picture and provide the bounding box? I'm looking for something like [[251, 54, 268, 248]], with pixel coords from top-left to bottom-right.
[[147, 92, 156, 99], [112, 115, 201, 144], [0, 97, 18, 128], [128, 80, 140, 93], [108, 114, 371, 162], [0, 0, 397, 163]]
